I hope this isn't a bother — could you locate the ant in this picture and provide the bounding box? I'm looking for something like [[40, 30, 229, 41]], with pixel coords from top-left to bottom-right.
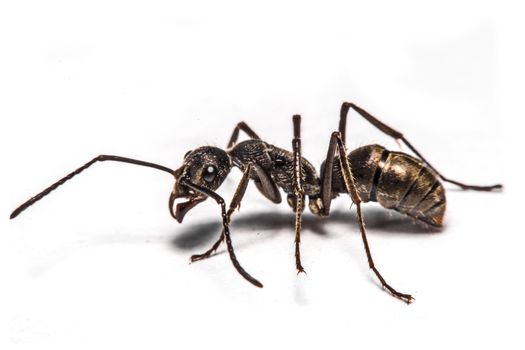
[[10, 102, 502, 303]]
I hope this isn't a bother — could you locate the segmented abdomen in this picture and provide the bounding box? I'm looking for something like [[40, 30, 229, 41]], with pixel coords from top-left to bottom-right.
[[336, 144, 446, 227]]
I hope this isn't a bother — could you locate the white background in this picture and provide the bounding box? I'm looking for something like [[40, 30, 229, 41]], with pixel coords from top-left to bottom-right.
[[1, 1, 523, 349]]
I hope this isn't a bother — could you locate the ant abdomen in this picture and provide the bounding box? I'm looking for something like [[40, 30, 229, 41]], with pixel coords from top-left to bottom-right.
[[331, 144, 446, 227]]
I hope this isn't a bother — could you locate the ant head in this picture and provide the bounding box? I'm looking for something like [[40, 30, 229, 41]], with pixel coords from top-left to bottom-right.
[[170, 146, 232, 223]]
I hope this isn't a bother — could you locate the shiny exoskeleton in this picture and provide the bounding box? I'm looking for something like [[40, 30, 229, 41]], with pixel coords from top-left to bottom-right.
[[331, 145, 446, 227], [229, 140, 445, 226], [10, 102, 501, 303]]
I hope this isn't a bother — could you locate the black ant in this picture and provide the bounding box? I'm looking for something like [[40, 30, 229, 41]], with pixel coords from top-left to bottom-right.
[[10, 102, 502, 303]]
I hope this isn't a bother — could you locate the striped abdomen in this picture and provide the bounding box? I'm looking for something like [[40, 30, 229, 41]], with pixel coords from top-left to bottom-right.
[[332, 144, 446, 227]]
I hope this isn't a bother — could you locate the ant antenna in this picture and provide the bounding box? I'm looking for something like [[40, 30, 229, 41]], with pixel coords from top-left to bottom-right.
[[10, 155, 175, 219]]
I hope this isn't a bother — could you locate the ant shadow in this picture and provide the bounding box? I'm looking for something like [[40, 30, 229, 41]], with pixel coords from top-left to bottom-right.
[[171, 206, 441, 251]]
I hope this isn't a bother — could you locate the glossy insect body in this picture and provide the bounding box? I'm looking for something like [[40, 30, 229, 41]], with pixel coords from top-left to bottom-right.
[[228, 139, 321, 209], [330, 145, 446, 227], [10, 102, 502, 304], [230, 141, 446, 227]]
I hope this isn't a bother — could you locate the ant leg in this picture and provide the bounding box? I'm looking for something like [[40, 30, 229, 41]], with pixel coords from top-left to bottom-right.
[[339, 102, 502, 191], [292, 115, 306, 274], [10, 155, 174, 219], [190, 233, 224, 262], [181, 178, 263, 288], [323, 132, 414, 304], [320, 126, 339, 216], [227, 122, 261, 148], [252, 164, 282, 204], [191, 165, 252, 262]]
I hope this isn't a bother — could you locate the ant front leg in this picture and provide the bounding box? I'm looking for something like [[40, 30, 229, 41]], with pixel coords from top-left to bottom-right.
[[190, 164, 252, 262], [292, 115, 306, 274], [321, 132, 414, 304], [181, 177, 263, 288], [227, 122, 261, 149], [339, 102, 502, 191]]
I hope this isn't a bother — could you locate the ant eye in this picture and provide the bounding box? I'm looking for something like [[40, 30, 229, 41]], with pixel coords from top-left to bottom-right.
[[203, 165, 217, 182]]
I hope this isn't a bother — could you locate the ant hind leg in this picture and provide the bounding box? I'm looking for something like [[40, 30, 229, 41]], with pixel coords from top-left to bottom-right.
[[339, 102, 502, 191], [322, 131, 414, 303]]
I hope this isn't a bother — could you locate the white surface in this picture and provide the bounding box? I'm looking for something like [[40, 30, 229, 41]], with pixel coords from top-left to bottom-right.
[[1, 1, 522, 349]]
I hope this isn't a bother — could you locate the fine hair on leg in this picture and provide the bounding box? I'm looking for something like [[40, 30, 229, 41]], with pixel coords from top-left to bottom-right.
[[292, 115, 306, 274]]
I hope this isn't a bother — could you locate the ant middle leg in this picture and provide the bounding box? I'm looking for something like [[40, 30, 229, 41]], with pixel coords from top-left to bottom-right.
[[339, 102, 502, 191], [292, 115, 306, 274]]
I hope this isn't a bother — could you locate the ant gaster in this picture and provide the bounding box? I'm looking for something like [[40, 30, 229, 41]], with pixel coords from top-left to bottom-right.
[[10, 102, 502, 303]]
